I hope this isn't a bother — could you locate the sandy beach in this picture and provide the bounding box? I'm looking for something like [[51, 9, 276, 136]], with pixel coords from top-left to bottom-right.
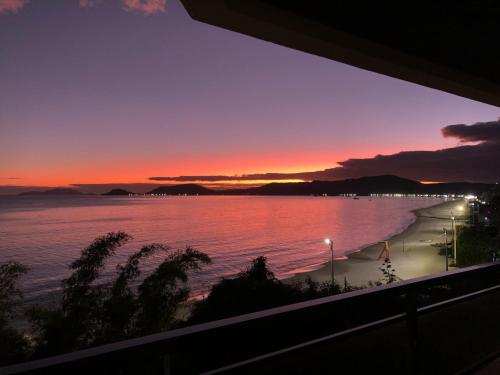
[[288, 199, 468, 287]]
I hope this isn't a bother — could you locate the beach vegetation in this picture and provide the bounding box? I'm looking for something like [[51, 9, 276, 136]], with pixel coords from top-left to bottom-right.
[[456, 226, 498, 267], [188, 256, 302, 323], [379, 258, 398, 284], [27, 232, 211, 358], [455, 195, 500, 267], [187, 256, 358, 324], [489, 194, 500, 230], [0, 262, 30, 366]]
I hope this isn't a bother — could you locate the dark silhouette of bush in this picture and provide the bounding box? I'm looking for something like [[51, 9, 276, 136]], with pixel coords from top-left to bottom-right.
[[489, 193, 500, 230], [28, 232, 211, 357], [188, 257, 299, 324], [456, 226, 498, 267], [188, 256, 352, 325], [0, 262, 29, 366], [454, 195, 500, 267], [379, 258, 399, 283]]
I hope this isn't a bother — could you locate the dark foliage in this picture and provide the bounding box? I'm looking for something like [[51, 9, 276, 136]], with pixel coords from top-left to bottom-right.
[[455, 194, 500, 267], [188, 257, 299, 324], [134, 247, 210, 335], [0, 262, 29, 366], [28, 232, 211, 358], [456, 226, 498, 267], [379, 258, 398, 284], [489, 193, 500, 232], [188, 256, 355, 325]]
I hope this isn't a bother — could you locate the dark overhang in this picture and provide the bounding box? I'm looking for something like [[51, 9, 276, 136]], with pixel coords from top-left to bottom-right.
[[181, 0, 500, 107]]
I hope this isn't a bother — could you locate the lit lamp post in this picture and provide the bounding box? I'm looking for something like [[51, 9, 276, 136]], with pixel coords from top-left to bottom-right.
[[450, 205, 464, 265], [451, 216, 457, 264], [443, 228, 449, 271], [324, 238, 334, 288]]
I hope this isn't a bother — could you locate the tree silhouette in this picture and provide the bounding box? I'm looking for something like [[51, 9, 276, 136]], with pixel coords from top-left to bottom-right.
[[188, 256, 351, 324], [0, 262, 29, 366], [29, 232, 211, 356]]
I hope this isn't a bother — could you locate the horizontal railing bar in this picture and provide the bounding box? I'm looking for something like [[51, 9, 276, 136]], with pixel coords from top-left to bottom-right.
[[3, 261, 500, 374], [201, 313, 407, 375], [202, 283, 500, 374], [418, 284, 500, 314]]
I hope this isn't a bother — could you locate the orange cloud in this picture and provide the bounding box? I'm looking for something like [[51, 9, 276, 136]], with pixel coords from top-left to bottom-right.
[[79, 0, 100, 8], [123, 0, 165, 15], [0, 0, 28, 14], [0, 0, 166, 15]]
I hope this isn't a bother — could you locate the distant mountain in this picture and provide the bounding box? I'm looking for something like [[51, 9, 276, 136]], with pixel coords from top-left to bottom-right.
[[232, 175, 421, 195], [19, 188, 84, 196], [103, 189, 133, 196], [148, 184, 214, 195], [146, 176, 495, 196], [12, 176, 494, 197], [232, 175, 494, 196]]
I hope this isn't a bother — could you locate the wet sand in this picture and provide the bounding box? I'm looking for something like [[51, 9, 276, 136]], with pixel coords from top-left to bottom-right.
[[287, 199, 467, 287]]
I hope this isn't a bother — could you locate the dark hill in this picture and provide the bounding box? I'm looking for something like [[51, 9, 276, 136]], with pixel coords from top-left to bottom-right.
[[103, 189, 133, 196], [236, 175, 422, 195], [148, 184, 214, 195], [223, 175, 494, 196], [141, 176, 494, 197]]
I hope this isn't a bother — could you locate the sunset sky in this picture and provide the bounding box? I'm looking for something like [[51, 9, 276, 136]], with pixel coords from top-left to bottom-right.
[[1, 0, 499, 190]]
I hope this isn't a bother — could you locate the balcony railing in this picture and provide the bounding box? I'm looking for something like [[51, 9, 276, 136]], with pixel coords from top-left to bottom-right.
[[3, 262, 500, 374]]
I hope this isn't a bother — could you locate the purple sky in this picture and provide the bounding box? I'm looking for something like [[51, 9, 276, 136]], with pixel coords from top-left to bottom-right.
[[1, 0, 499, 190]]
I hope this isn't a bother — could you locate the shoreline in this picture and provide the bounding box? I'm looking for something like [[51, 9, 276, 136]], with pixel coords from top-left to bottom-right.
[[286, 199, 466, 287], [9, 199, 466, 327]]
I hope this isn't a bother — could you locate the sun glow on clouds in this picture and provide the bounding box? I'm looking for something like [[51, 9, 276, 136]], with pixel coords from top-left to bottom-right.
[[0, 0, 166, 15], [0, 0, 28, 13], [186, 179, 307, 190], [122, 0, 165, 15], [80, 0, 167, 14], [206, 179, 306, 185], [79, 0, 99, 8]]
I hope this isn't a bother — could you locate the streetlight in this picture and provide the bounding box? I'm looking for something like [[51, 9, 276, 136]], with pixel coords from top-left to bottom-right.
[[449, 204, 464, 265], [324, 238, 334, 288], [443, 228, 449, 271], [451, 216, 457, 264], [469, 202, 476, 225]]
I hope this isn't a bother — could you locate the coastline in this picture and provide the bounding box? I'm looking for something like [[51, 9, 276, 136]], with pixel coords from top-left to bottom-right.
[[286, 199, 465, 287]]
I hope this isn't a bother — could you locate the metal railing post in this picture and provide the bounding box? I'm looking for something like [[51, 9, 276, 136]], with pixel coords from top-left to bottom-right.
[[406, 291, 419, 374], [163, 353, 171, 375]]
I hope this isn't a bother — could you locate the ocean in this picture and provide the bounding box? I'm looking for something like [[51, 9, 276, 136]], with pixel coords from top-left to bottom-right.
[[0, 195, 443, 302]]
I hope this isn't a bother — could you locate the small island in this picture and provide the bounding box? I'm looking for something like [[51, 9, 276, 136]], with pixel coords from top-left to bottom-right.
[[102, 189, 134, 196]]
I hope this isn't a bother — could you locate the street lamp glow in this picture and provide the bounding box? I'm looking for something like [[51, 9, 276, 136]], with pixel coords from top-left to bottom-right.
[[324, 238, 334, 290], [457, 206, 464, 212], [451, 216, 457, 264]]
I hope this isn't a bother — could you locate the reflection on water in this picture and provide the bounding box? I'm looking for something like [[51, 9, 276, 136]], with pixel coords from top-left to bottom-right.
[[0, 195, 442, 301]]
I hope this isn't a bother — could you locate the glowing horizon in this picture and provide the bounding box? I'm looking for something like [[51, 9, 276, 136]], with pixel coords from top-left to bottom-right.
[[1, 0, 499, 189]]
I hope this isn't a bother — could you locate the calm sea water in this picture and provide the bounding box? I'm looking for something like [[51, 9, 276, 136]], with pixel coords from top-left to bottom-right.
[[0, 195, 442, 302]]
